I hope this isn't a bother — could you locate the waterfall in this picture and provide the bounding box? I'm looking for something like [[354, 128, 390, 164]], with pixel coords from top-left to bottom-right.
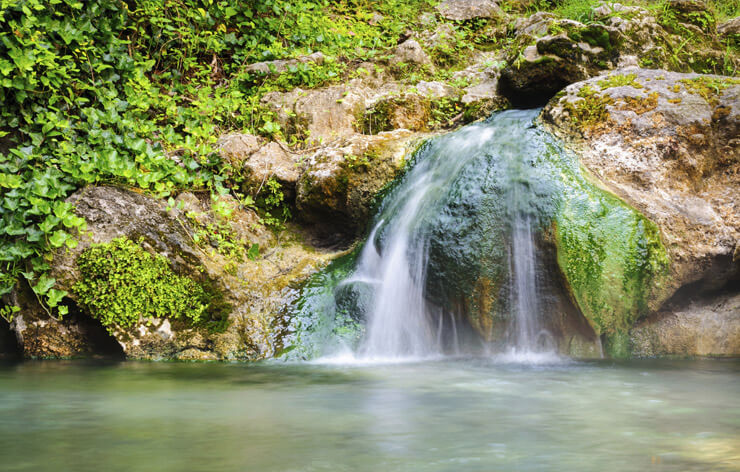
[[292, 110, 562, 362], [343, 123, 499, 359]]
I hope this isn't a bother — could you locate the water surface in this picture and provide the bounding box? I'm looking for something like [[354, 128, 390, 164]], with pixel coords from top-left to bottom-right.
[[1, 358, 738, 471]]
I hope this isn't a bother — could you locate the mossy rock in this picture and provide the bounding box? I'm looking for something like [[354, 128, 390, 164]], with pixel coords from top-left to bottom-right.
[[73, 237, 229, 334]]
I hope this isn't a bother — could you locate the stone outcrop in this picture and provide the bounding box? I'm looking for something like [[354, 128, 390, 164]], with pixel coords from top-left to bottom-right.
[[499, 2, 733, 106], [436, 0, 502, 21], [9, 186, 335, 360], [631, 292, 740, 357], [543, 68, 739, 355], [296, 130, 424, 241]]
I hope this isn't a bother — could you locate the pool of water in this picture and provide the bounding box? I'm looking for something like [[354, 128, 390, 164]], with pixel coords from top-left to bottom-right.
[[1, 358, 738, 471]]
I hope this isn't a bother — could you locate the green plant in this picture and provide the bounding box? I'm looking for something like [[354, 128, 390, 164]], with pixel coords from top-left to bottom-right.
[[73, 237, 228, 332], [0, 304, 19, 323], [0, 0, 439, 304]]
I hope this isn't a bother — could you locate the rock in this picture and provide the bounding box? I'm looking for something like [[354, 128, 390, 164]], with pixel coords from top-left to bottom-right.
[[261, 85, 366, 145], [217, 135, 300, 201], [512, 11, 556, 36], [499, 18, 620, 106], [296, 130, 422, 240], [718, 16, 740, 36], [217, 134, 264, 164], [364, 93, 432, 133], [244, 52, 325, 76], [390, 39, 433, 69], [415, 80, 458, 99], [665, 0, 715, 33], [630, 292, 740, 357], [243, 142, 301, 196], [718, 17, 740, 48], [543, 68, 740, 353], [499, 2, 733, 107], [436, 0, 502, 21], [9, 186, 335, 360]]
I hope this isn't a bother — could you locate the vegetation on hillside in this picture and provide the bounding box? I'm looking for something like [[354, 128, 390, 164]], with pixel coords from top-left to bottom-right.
[[0, 0, 737, 318]]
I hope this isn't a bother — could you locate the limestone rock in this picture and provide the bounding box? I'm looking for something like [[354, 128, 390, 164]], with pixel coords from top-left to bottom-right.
[[244, 142, 301, 193], [364, 93, 432, 133], [630, 292, 740, 357], [9, 186, 334, 360], [499, 2, 732, 106], [512, 11, 556, 36], [718, 17, 740, 48], [718, 17, 740, 36], [261, 85, 366, 145], [217, 133, 265, 167], [244, 52, 325, 76], [436, 0, 502, 21], [499, 17, 620, 106], [543, 68, 740, 352], [217, 135, 300, 198], [390, 39, 432, 69], [296, 130, 422, 239]]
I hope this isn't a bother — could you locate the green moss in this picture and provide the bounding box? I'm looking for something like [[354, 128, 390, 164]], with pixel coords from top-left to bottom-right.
[[679, 76, 740, 106], [618, 91, 659, 114], [73, 237, 229, 333], [569, 24, 613, 51], [552, 165, 670, 345], [562, 85, 615, 131], [597, 73, 643, 90]]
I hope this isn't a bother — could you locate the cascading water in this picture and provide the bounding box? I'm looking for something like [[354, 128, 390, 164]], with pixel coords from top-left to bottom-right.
[[345, 124, 501, 359], [289, 109, 567, 361]]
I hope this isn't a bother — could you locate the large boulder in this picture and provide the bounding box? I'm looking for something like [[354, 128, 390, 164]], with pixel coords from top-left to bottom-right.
[[543, 68, 740, 355], [9, 186, 335, 360]]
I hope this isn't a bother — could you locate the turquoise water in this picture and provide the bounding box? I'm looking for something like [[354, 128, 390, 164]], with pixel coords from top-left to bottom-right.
[[1, 358, 738, 471]]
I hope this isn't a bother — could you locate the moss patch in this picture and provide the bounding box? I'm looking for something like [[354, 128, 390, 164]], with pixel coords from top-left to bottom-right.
[[552, 165, 670, 354], [73, 237, 229, 333], [679, 76, 740, 106], [597, 73, 643, 90], [562, 85, 615, 132]]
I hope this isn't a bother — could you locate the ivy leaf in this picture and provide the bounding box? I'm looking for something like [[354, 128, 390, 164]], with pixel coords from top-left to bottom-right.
[[46, 288, 68, 308], [33, 274, 56, 296], [247, 243, 260, 261], [48, 230, 69, 248]]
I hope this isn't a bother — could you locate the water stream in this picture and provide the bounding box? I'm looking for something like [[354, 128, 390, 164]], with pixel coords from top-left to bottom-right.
[[292, 110, 562, 361]]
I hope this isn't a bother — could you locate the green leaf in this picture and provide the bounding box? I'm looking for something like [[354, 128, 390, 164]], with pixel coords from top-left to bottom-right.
[[48, 230, 69, 248], [247, 243, 260, 261], [33, 274, 56, 296]]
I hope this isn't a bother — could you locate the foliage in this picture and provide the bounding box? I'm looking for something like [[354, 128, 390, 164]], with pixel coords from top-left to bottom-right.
[[73, 237, 227, 332], [0, 0, 436, 308]]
